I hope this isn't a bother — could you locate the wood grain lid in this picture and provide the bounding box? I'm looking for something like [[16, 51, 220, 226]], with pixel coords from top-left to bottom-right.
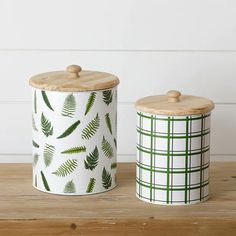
[[29, 65, 120, 92], [135, 90, 215, 116]]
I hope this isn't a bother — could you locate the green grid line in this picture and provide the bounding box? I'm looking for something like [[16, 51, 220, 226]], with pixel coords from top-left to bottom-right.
[[135, 145, 210, 153], [137, 161, 209, 174], [136, 112, 211, 204], [166, 117, 171, 203], [136, 178, 209, 191], [185, 117, 189, 203], [137, 128, 210, 139], [137, 112, 210, 121], [137, 177, 209, 188], [189, 119, 192, 203], [137, 126, 210, 136], [150, 115, 154, 202], [137, 145, 210, 157]]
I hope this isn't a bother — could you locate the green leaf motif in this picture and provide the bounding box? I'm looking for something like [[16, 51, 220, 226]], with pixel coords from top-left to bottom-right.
[[44, 144, 55, 167], [86, 178, 96, 193], [81, 113, 100, 139], [114, 138, 117, 149], [41, 113, 53, 137], [64, 180, 76, 193], [105, 113, 112, 134], [52, 159, 78, 177], [41, 171, 50, 191], [32, 140, 39, 148], [102, 136, 113, 158], [33, 153, 39, 166], [57, 120, 80, 139], [61, 146, 86, 154], [42, 91, 54, 111], [84, 146, 99, 171], [84, 92, 96, 115], [111, 162, 117, 169], [61, 94, 76, 118], [32, 114, 38, 131], [102, 167, 112, 189], [102, 90, 113, 105], [34, 90, 37, 114]]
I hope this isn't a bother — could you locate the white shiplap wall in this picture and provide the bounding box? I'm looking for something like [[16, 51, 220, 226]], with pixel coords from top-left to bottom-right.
[[0, 0, 235, 162]]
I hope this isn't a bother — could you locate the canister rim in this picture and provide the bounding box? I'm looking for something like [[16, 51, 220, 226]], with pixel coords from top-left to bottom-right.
[[135, 91, 215, 116], [29, 66, 120, 92]]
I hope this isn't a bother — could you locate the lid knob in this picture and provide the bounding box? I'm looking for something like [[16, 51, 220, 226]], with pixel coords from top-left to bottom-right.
[[167, 90, 181, 102], [66, 65, 82, 79]]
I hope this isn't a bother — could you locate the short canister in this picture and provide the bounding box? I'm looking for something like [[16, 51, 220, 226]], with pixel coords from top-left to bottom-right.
[[135, 90, 214, 205], [29, 65, 119, 195]]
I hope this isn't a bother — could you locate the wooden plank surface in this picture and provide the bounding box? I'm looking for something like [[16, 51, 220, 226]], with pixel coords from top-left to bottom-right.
[[0, 163, 235, 235]]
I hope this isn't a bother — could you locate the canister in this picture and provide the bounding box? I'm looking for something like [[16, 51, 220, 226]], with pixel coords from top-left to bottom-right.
[[29, 65, 119, 195], [135, 90, 214, 205]]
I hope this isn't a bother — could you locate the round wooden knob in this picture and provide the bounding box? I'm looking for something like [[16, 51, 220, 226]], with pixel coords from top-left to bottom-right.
[[167, 90, 181, 102], [67, 65, 82, 79]]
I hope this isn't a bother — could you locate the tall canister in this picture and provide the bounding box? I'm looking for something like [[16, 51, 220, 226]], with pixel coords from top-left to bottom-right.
[[29, 65, 119, 195], [135, 90, 214, 205]]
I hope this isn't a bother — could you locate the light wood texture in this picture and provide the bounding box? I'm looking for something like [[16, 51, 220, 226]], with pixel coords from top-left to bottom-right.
[[135, 90, 215, 115], [29, 65, 119, 92], [1, 0, 236, 164], [167, 90, 182, 102], [0, 163, 235, 235], [66, 64, 82, 79], [0, 103, 235, 158]]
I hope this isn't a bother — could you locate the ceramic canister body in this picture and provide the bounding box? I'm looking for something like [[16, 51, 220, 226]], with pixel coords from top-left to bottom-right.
[[32, 87, 117, 195], [136, 111, 211, 205]]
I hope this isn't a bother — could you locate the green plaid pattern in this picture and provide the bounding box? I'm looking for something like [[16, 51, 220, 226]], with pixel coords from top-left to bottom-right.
[[136, 111, 211, 205]]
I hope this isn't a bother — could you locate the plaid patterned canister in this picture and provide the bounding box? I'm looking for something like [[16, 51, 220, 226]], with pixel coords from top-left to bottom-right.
[[136, 111, 211, 205]]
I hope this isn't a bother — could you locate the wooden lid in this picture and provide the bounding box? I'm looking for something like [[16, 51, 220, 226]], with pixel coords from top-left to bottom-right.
[[29, 65, 120, 92], [135, 90, 215, 116]]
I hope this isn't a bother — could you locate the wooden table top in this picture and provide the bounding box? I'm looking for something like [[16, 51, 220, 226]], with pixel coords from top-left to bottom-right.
[[0, 163, 235, 236]]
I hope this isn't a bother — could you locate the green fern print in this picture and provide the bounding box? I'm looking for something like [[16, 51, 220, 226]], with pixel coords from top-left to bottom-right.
[[34, 90, 37, 114], [64, 180, 76, 193], [114, 138, 117, 149], [84, 146, 99, 171], [41, 171, 50, 191], [42, 91, 54, 111], [57, 120, 80, 139], [32, 114, 38, 131], [81, 113, 100, 139], [102, 136, 113, 158], [33, 154, 39, 166], [84, 92, 96, 115], [102, 90, 113, 105], [86, 178, 96, 193], [41, 113, 53, 137], [32, 140, 39, 148], [61, 146, 86, 154], [105, 113, 112, 134], [102, 167, 112, 189], [52, 159, 78, 177], [111, 162, 117, 169], [61, 94, 76, 118], [44, 144, 55, 167], [32, 88, 117, 194]]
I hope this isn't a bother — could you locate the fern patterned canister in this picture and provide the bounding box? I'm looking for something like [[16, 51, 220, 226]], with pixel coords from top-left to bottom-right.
[[29, 65, 119, 195], [135, 90, 214, 205]]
